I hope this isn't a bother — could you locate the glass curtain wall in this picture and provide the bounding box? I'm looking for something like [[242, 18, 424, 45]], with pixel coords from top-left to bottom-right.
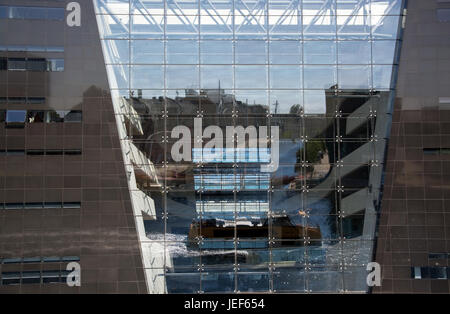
[[94, 0, 405, 293]]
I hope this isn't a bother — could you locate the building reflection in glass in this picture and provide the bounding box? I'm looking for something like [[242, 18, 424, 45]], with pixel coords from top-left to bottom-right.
[[94, 0, 405, 293]]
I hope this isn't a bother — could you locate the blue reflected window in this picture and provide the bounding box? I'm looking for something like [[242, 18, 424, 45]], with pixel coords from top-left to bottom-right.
[[0, 6, 64, 21], [47, 59, 64, 72], [437, 9, 450, 22], [47, 7, 65, 20], [0, 6, 7, 19], [6, 110, 27, 123]]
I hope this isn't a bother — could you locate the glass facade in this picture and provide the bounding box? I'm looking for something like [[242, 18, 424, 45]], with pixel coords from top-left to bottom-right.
[[94, 0, 405, 293]]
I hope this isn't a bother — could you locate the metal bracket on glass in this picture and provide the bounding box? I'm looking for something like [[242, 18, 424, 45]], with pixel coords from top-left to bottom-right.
[[299, 108, 305, 118]]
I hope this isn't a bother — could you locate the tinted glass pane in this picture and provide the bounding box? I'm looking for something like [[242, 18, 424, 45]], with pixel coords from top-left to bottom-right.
[[8, 58, 26, 70], [6, 110, 26, 123]]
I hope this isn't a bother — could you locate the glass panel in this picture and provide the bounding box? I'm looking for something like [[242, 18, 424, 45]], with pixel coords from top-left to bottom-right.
[[269, 13, 302, 39], [97, 12, 130, 39], [167, 40, 199, 64], [131, 13, 164, 39], [235, 65, 267, 89], [371, 0, 403, 16], [103, 40, 129, 64], [201, 65, 233, 89], [27, 59, 47, 71], [200, 40, 233, 64], [236, 40, 267, 64], [0, 57, 6, 70], [371, 15, 400, 39], [338, 41, 371, 64], [270, 66, 302, 89], [64, 111, 83, 122], [372, 40, 397, 64], [303, 12, 336, 40], [338, 65, 371, 89], [107, 65, 129, 89], [199, 11, 233, 39], [95, 0, 129, 15], [437, 9, 450, 23], [303, 65, 337, 89], [0, 6, 7, 19], [8, 58, 26, 71], [269, 41, 302, 64], [131, 40, 164, 64], [48, 59, 64, 72], [234, 90, 269, 115], [304, 41, 337, 65], [131, 65, 164, 89], [373, 65, 394, 89], [270, 90, 302, 114], [6, 110, 26, 123], [46, 111, 67, 123], [166, 65, 199, 89], [304, 89, 327, 114], [337, 15, 371, 40]]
